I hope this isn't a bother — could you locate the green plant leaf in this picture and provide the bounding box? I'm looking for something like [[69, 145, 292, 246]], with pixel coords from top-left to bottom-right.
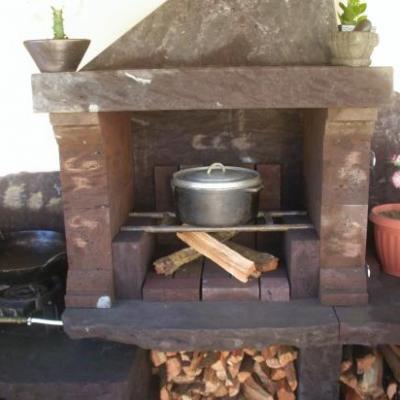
[[339, 2, 347, 12], [357, 15, 368, 23], [358, 3, 367, 13]]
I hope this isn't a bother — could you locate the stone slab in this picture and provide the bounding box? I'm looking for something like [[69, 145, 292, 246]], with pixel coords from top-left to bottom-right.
[[202, 259, 260, 301], [284, 228, 320, 299], [112, 221, 155, 300], [297, 345, 342, 400], [142, 258, 202, 302], [0, 327, 150, 400], [63, 299, 339, 351], [259, 266, 290, 302], [32, 67, 394, 113], [83, 0, 337, 70]]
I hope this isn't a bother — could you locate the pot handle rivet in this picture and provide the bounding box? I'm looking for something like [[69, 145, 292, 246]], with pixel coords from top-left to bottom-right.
[[207, 163, 226, 175]]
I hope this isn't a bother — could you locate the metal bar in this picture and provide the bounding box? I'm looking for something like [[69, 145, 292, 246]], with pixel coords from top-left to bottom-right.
[[129, 210, 308, 219], [0, 317, 63, 326], [121, 223, 313, 234]]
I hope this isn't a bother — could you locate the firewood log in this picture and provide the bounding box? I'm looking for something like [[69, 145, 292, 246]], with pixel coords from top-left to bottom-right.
[[380, 345, 400, 382], [203, 368, 220, 394], [343, 386, 363, 400], [358, 349, 384, 398], [224, 242, 279, 275], [340, 371, 363, 397], [238, 355, 255, 383], [341, 346, 354, 374], [160, 385, 171, 400], [387, 381, 398, 400], [166, 357, 182, 381], [355, 347, 376, 375], [277, 380, 295, 400], [154, 232, 236, 275], [253, 361, 278, 396], [389, 345, 400, 359], [284, 362, 298, 392], [244, 348, 258, 357], [242, 376, 274, 400], [261, 346, 279, 360], [270, 368, 286, 381], [177, 231, 256, 282], [151, 350, 168, 367]]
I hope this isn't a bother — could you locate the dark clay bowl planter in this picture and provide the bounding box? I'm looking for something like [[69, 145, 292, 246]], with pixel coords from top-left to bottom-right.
[[370, 204, 400, 277], [24, 39, 90, 73], [329, 31, 379, 67]]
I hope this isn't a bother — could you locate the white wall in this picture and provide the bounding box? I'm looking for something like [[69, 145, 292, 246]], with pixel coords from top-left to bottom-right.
[[0, 0, 398, 176]]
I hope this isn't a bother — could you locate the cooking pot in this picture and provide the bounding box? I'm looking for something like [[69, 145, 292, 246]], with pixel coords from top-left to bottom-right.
[[172, 163, 263, 227]]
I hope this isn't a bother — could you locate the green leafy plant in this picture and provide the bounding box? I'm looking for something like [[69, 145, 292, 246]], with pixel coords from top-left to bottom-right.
[[52, 7, 67, 39], [338, 0, 367, 26]]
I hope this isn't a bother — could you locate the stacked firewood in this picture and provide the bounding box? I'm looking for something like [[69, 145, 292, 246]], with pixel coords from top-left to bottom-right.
[[151, 346, 298, 399], [153, 231, 279, 283], [340, 345, 400, 400]]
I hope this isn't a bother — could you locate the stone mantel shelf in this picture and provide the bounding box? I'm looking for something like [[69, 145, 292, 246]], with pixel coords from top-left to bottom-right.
[[32, 66, 393, 113]]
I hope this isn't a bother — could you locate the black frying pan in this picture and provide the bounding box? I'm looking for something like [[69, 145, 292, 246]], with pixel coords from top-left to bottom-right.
[[0, 231, 66, 284]]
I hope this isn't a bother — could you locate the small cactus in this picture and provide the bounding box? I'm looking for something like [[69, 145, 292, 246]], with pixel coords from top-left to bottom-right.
[[338, 0, 368, 26], [52, 7, 67, 40]]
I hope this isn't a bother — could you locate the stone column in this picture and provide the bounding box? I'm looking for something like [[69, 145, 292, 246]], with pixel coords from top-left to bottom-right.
[[50, 113, 133, 308], [304, 108, 378, 305]]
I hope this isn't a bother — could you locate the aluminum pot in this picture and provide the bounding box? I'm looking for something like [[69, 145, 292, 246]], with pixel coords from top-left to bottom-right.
[[172, 163, 263, 227]]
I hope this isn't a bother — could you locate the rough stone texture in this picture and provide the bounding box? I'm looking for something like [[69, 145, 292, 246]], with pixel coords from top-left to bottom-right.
[[259, 266, 290, 302], [337, 252, 400, 345], [113, 221, 155, 300], [0, 171, 63, 232], [284, 229, 320, 299], [0, 326, 151, 400], [297, 345, 342, 400], [303, 109, 378, 306], [51, 113, 134, 307], [32, 67, 394, 113], [63, 299, 339, 351], [143, 259, 203, 302], [202, 259, 260, 301], [83, 0, 337, 70]]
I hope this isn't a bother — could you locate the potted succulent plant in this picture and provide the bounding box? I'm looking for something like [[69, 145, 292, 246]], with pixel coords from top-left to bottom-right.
[[329, 0, 379, 67], [24, 7, 90, 73], [370, 156, 400, 278]]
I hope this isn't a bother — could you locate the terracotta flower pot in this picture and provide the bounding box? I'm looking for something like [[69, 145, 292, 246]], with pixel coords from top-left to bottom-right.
[[328, 31, 379, 67], [370, 204, 400, 277]]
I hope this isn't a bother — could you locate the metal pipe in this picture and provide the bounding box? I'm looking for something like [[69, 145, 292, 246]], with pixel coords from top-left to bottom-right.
[[129, 210, 307, 219], [0, 317, 63, 327], [121, 223, 313, 233]]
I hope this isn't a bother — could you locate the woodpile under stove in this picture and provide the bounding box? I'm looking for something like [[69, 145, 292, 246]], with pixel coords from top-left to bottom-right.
[[151, 346, 298, 400], [340, 345, 400, 400]]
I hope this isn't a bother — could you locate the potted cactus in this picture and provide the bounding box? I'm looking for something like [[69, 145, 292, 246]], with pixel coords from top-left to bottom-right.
[[329, 0, 379, 67], [24, 7, 90, 73]]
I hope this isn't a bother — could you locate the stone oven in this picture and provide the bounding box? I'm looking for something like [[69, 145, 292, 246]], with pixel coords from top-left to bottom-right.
[[30, 1, 395, 398]]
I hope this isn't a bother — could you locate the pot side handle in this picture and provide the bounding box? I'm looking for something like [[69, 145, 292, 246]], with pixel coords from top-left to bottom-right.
[[244, 185, 264, 193]]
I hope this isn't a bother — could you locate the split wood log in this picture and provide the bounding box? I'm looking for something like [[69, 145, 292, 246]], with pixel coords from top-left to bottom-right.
[[243, 376, 274, 400], [153, 346, 298, 399], [358, 350, 384, 398], [277, 380, 296, 400], [253, 361, 278, 396], [151, 350, 167, 367], [176, 231, 256, 282], [225, 241, 279, 275], [387, 381, 398, 400], [154, 231, 236, 275], [380, 345, 400, 383]]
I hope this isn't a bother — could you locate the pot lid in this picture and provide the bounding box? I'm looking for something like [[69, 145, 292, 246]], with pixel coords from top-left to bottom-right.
[[172, 163, 262, 190]]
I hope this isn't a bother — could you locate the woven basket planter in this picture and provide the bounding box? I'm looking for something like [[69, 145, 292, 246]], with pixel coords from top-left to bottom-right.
[[329, 31, 379, 67]]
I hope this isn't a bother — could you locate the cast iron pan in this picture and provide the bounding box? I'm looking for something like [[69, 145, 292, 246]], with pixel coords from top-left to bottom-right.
[[0, 231, 66, 284]]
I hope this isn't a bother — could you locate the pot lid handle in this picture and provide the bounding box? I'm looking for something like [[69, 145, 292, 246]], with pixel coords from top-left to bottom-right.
[[207, 163, 226, 175]]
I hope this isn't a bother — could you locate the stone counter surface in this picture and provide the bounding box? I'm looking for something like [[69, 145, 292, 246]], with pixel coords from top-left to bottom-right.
[[32, 66, 393, 113]]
